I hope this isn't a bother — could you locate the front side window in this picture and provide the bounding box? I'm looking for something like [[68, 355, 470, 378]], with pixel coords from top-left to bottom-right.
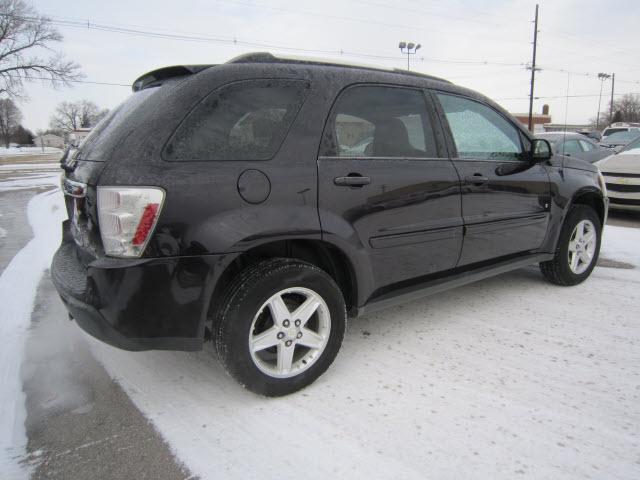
[[321, 85, 437, 158], [578, 139, 596, 151], [561, 140, 583, 154], [436, 93, 523, 161], [164, 79, 309, 161]]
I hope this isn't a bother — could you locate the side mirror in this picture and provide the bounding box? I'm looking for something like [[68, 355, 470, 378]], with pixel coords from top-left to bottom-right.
[[531, 138, 552, 162]]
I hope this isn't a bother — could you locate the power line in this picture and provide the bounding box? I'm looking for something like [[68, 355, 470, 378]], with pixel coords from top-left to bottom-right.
[[3, 13, 528, 69], [3, 73, 130, 87], [495, 91, 640, 101]]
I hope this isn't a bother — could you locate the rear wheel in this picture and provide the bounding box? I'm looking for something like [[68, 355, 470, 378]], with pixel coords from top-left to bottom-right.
[[540, 205, 601, 286], [213, 258, 346, 396]]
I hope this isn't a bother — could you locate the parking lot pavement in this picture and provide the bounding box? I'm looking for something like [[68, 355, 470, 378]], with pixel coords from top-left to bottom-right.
[[0, 182, 192, 480], [607, 209, 640, 229], [23, 274, 192, 480]]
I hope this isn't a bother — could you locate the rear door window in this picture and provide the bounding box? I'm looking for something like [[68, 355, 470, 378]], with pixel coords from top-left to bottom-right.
[[164, 79, 309, 161], [320, 85, 438, 158]]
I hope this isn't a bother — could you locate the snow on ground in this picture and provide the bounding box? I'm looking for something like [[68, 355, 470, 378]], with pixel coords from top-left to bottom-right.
[[0, 172, 62, 193], [0, 189, 65, 479], [0, 147, 62, 157], [85, 225, 640, 480]]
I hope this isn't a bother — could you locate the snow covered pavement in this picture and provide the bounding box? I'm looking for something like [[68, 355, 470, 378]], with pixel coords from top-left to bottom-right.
[[0, 159, 639, 479], [87, 226, 640, 480]]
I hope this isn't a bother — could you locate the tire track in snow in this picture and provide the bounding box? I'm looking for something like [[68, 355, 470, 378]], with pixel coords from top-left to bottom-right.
[[0, 189, 65, 479]]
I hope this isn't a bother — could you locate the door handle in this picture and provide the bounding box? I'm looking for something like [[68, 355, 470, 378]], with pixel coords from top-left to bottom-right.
[[334, 175, 371, 187], [464, 174, 489, 185]]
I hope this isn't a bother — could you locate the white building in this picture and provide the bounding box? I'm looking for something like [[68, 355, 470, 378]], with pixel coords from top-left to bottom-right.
[[69, 127, 92, 146]]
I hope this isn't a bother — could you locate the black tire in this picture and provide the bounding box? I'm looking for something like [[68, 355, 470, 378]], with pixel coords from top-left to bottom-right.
[[213, 258, 346, 396], [540, 205, 602, 286]]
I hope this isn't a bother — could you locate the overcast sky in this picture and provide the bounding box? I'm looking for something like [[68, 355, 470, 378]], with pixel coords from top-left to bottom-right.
[[21, 0, 640, 132]]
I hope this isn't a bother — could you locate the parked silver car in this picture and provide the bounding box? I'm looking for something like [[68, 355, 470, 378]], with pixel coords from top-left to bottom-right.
[[596, 136, 640, 211], [536, 132, 610, 163]]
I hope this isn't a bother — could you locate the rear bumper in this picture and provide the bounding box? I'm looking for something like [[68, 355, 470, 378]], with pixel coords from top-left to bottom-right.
[[51, 220, 228, 351]]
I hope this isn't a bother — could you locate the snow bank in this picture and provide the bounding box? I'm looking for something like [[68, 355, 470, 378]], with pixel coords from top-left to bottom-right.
[[0, 190, 65, 479]]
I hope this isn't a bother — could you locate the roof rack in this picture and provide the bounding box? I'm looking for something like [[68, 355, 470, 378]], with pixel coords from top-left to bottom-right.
[[227, 52, 451, 84]]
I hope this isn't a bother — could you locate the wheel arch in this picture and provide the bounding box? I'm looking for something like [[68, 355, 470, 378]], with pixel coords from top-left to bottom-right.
[[569, 187, 606, 226], [205, 239, 360, 338]]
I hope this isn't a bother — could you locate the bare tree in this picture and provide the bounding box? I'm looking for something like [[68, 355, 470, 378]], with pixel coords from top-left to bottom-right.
[[49, 99, 108, 132], [0, 97, 21, 147], [593, 94, 640, 128], [0, 0, 81, 98]]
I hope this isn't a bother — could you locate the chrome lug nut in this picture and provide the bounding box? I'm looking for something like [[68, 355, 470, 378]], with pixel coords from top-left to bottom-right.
[[277, 332, 285, 339], [285, 340, 293, 347], [294, 319, 301, 327], [296, 332, 303, 339], [283, 319, 290, 327]]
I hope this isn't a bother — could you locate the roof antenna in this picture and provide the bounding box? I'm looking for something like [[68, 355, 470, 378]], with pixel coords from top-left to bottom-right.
[[563, 72, 570, 151]]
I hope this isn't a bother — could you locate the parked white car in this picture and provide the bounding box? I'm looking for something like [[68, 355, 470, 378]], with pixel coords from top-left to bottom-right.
[[596, 136, 640, 211]]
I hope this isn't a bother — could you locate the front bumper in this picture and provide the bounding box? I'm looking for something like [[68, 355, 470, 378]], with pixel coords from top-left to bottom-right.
[[51, 220, 227, 351], [604, 175, 640, 211]]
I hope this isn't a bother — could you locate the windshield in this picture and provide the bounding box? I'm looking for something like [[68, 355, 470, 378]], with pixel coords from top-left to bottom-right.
[[603, 131, 640, 143], [602, 128, 627, 137], [620, 136, 640, 154]]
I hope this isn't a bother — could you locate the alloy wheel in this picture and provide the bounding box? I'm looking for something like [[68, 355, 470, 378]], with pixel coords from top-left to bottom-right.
[[248, 287, 331, 379], [567, 219, 597, 275]]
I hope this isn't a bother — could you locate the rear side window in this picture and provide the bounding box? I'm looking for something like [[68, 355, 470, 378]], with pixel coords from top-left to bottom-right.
[[436, 93, 523, 161], [164, 80, 309, 161], [321, 85, 438, 158]]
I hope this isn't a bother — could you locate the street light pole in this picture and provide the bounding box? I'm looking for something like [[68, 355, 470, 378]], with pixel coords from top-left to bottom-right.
[[527, 4, 540, 132], [596, 73, 610, 130], [398, 41, 421, 71], [609, 73, 615, 123]]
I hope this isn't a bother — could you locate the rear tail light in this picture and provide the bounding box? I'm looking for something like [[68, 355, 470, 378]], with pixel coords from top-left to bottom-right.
[[97, 186, 165, 258]]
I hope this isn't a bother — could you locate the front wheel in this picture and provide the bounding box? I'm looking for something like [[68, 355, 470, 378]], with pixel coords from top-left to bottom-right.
[[540, 205, 602, 286], [213, 258, 346, 396]]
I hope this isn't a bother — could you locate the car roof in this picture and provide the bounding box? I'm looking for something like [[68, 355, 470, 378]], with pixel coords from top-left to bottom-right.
[[226, 52, 452, 84], [536, 132, 585, 140]]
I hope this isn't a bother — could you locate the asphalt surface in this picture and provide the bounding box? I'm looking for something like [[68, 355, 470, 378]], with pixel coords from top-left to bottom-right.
[[0, 162, 192, 479]]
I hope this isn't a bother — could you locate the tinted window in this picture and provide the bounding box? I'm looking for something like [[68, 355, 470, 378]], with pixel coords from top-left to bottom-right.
[[164, 80, 309, 161], [77, 88, 158, 161], [561, 140, 583, 154], [437, 93, 523, 161], [322, 86, 437, 158]]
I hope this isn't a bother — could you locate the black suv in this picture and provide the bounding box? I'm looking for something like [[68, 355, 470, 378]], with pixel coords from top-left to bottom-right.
[[52, 53, 608, 396]]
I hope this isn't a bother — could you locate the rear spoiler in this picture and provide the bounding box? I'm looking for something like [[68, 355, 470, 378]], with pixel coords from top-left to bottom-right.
[[132, 65, 214, 92]]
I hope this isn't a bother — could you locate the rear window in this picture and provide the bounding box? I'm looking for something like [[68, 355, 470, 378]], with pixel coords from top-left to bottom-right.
[[76, 88, 158, 161], [163, 79, 309, 161]]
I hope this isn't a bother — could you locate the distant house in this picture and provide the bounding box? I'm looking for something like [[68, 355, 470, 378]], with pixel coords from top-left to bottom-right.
[[512, 105, 552, 133], [34, 133, 64, 149], [69, 127, 92, 146]]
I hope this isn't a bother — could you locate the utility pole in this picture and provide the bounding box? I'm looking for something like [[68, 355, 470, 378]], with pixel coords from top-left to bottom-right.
[[596, 73, 611, 130], [527, 4, 539, 132], [609, 73, 615, 124], [398, 42, 421, 71]]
